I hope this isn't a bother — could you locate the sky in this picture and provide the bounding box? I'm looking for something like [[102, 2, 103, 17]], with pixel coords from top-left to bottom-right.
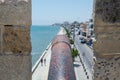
[[32, 0, 93, 25]]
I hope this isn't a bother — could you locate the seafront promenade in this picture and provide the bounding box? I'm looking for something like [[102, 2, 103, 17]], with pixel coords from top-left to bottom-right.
[[32, 27, 93, 80], [32, 27, 66, 80]]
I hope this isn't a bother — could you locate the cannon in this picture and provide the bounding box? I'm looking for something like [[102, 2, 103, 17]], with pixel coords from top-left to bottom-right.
[[48, 35, 76, 80]]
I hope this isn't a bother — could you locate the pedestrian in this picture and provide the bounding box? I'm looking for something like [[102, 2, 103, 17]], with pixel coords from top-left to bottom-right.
[[40, 58, 43, 66], [44, 58, 46, 66]]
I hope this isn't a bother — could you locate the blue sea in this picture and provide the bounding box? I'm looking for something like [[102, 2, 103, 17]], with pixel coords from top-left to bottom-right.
[[30, 25, 60, 67]]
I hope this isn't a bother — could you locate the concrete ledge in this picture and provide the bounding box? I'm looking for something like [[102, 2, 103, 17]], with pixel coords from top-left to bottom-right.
[[96, 53, 120, 58]]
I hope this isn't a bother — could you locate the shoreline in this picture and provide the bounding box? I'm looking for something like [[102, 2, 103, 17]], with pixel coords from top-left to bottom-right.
[[32, 26, 64, 73], [32, 42, 52, 73]]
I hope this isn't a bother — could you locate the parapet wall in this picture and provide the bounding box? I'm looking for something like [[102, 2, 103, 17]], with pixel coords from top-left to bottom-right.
[[0, 0, 31, 80], [93, 0, 120, 80], [0, 0, 31, 26]]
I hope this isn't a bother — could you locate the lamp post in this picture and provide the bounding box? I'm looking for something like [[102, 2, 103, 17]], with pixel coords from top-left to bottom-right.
[[73, 24, 76, 41], [73, 26, 75, 41], [73, 24, 76, 48]]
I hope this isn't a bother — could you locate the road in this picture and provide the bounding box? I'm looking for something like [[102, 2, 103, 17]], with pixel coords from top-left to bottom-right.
[[74, 34, 94, 79]]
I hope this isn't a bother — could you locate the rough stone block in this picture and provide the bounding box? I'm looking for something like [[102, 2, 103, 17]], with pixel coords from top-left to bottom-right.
[[94, 40, 120, 55], [2, 26, 31, 55], [0, 0, 31, 26], [94, 56, 120, 80], [94, 0, 120, 54], [0, 55, 31, 80], [93, 25, 120, 54], [94, 0, 120, 25], [93, 0, 120, 80]]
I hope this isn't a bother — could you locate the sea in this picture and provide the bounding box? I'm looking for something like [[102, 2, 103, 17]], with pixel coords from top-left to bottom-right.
[[30, 25, 60, 67]]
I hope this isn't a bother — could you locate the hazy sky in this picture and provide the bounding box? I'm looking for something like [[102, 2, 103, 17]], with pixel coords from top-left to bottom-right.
[[32, 0, 93, 25]]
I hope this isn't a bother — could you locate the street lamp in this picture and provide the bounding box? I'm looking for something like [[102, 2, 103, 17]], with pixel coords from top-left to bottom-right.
[[73, 26, 75, 41]]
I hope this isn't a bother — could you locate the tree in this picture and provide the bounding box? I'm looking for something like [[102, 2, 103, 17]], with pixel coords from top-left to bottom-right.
[[71, 48, 78, 60]]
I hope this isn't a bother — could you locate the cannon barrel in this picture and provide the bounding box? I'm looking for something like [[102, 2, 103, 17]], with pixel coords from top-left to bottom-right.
[[48, 35, 76, 80]]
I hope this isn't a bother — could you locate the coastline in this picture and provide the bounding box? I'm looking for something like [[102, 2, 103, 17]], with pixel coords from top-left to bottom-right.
[[57, 26, 66, 35], [32, 42, 52, 73], [32, 26, 65, 73]]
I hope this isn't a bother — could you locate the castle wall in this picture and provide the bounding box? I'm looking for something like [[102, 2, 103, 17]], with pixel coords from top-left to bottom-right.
[[93, 0, 120, 80], [0, 0, 31, 80]]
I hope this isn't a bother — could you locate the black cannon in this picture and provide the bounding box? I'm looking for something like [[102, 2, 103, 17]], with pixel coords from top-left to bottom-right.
[[48, 35, 76, 80]]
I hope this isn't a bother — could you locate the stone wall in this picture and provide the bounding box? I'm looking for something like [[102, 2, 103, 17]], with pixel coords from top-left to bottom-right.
[[94, 56, 120, 80], [93, 0, 120, 80], [94, 0, 120, 54], [0, 0, 31, 80], [0, 0, 31, 26]]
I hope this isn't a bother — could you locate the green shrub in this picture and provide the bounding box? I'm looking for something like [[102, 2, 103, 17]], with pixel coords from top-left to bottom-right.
[[70, 39, 74, 44], [71, 48, 78, 59]]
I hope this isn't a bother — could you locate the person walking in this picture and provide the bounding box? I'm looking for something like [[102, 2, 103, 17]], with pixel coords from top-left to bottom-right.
[[44, 58, 46, 66], [40, 58, 43, 66]]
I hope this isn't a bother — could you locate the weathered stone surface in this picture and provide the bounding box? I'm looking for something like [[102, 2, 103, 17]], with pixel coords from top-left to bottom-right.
[[0, 0, 31, 26], [93, 0, 120, 54], [94, 0, 120, 24], [93, 25, 120, 54], [0, 55, 31, 80], [94, 0, 120, 80], [2, 26, 31, 55], [0, 27, 1, 53], [0, 0, 31, 80], [94, 56, 120, 80]]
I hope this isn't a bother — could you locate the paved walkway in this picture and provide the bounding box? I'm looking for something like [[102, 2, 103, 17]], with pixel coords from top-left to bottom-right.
[[32, 45, 52, 80], [74, 56, 93, 80]]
